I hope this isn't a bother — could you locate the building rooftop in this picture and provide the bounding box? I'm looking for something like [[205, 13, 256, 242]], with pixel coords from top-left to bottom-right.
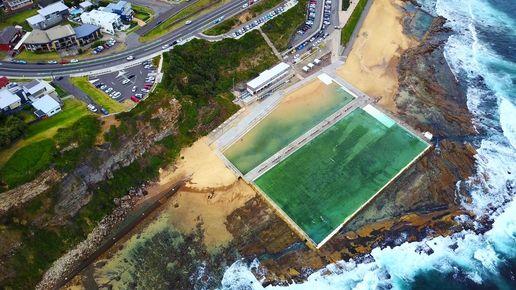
[[38, 1, 69, 17], [79, 1, 93, 9], [0, 88, 21, 110], [0, 26, 19, 44], [82, 9, 121, 21], [46, 24, 75, 40], [73, 23, 99, 38], [32, 94, 60, 115], [24, 79, 54, 96], [26, 14, 45, 25], [24, 29, 51, 44], [247, 62, 290, 91]]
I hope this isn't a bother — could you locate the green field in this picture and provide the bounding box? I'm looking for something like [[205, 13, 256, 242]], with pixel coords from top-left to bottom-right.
[[255, 107, 428, 245], [224, 79, 354, 174]]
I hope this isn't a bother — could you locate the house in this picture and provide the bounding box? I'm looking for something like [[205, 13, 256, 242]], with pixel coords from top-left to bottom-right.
[[79, 1, 93, 11], [73, 24, 101, 45], [26, 1, 69, 30], [103, 1, 132, 22], [32, 94, 61, 117], [0, 88, 22, 112], [22, 79, 56, 101], [81, 10, 122, 35], [2, 0, 33, 13], [0, 77, 9, 89], [0, 26, 22, 52], [24, 24, 77, 52]]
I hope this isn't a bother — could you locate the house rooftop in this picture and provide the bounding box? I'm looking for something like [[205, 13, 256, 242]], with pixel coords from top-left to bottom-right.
[[24, 29, 51, 44], [32, 94, 60, 115], [26, 14, 45, 25], [73, 23, 99, 38], [46, 24, 75, 40], [38, 1, 69, 17], [0, 88, 21, 110], [0, 26, 19, 44]]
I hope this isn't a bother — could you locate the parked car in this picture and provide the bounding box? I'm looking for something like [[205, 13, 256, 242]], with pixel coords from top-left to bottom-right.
[[132, 86, 137, 92], [87, 104, 97, 112], [100, 107, 109, 115], [47, 60, 58, 64], [126, 55, 134, 60], [130, 96, 140, 103], [70, 59, 79, 63]]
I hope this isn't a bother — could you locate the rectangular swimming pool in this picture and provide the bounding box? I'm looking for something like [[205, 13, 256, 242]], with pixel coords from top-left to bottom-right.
[[255, 107, 429, 246]]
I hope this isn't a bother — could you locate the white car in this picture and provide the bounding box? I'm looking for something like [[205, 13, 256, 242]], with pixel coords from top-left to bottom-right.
[[242, 3, 248, 8], [185, 20, 192, 25], [70, 59, 79, 63], [122, 79, 130, 85], [162, 44, 169, 49], [132, 86, 137, 92], [126, 55, 134, 60], [87, 104, 97, 112]]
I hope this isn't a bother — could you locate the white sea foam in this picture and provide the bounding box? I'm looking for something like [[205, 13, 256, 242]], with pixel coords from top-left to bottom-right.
[[219, 0, 516, 288]]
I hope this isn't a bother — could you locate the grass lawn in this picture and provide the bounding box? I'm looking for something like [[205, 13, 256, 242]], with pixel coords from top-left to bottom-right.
[[0, 139, 55, 187], [140, 0, 227, 42], [204, 0, 284, 36], [0, 99, 91, 166], [15, 50, 61, 62], [70, 77, 130, 113], [255, 108, 428, 245], [262, 0, 307, 51], [340, 0, 368, 45], [133, 4, 154, 22], [0, 9, 37, 31]]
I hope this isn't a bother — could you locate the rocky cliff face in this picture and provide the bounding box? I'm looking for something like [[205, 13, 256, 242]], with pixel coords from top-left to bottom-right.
[[49, 99, 181, 225]]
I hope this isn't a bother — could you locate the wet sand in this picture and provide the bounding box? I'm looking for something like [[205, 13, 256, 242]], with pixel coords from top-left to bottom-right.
[[337, 0, 416, 112]]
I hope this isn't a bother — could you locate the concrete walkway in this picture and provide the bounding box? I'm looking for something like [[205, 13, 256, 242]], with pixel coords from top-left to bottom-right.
[[258, 27, 282, 61], [244, 94, 369, 181]]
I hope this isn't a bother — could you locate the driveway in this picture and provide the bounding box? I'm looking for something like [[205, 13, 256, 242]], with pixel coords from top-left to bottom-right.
[[53, 77, 101, 112]]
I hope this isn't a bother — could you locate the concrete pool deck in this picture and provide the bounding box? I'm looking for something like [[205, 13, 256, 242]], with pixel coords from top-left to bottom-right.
[[222, 73, 358, 175], [211, 70, 432, 248]]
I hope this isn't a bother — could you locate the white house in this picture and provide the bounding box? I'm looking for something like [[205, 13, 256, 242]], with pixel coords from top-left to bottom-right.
[[0, 88, 21, 112], [26, 1, 69, 30], [80, 10, 122, 35], [32, 94, 61, 118], [22, 79, 56, 101]]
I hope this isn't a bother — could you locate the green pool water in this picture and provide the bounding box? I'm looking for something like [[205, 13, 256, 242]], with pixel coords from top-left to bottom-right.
[[255, 108, 428, 245], [224, 81, 354, 174]]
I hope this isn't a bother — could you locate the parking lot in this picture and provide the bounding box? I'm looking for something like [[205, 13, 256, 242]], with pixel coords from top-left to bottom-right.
[[287, 0, 339, 57], [90, 60, 158, 104]]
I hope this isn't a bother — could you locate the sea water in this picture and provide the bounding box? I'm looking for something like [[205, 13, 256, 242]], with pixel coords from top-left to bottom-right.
[[218, 0, 516, 288]]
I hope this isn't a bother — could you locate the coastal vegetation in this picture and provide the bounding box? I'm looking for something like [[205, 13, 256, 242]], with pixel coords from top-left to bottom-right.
[[204, 0, 284, 36], [262, 0, 308, 51], [340, 0, 368, 45], [0, 31, 276, 289], [0, 99, 90, 166]]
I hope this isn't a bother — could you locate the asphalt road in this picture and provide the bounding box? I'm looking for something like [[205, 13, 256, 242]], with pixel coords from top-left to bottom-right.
[[0, 0, 248, 78]]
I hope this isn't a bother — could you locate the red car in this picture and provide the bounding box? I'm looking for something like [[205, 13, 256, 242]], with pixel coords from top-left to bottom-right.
[[130, 96, 140, 103]]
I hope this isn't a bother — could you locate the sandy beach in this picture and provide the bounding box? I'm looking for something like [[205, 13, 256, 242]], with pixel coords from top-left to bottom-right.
[[337, 0, 416, 112]]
